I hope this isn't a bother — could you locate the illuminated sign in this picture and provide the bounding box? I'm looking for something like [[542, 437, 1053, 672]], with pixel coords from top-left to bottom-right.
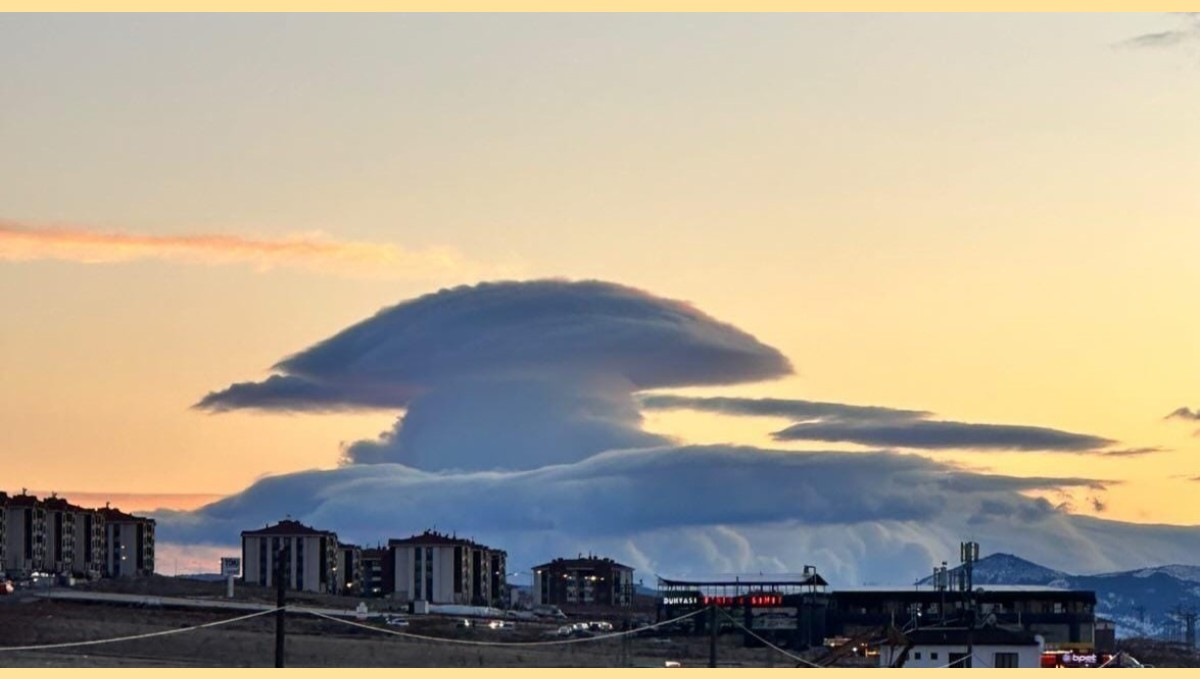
[[1041, 651, 1109, 668], [661, 592, 786, 608], [702, 594, 784, 607]]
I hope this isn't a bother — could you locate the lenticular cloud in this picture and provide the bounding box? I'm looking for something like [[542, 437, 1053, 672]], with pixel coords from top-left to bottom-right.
[[170, 278, 1195, 584], [197, 280, 792, 470]]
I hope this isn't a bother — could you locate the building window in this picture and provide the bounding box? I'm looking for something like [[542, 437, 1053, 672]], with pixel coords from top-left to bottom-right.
[[930, 652, 938, 661], [994, 652, 1019, 668], [296, 538, 305, 591], [913, 652, 922, 660], [259, 538, 268, 584], [425, 547, 434, 602]]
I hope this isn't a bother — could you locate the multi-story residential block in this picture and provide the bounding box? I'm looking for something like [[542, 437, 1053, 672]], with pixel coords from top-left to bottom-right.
[[533, 556, 635, 609], [0, 492, 7, 574], [72, 505, 106, 579], [3, 492, 47, 577], [337, 542, 363, 595], [390, 530, 506, 606], [42, 496, 77, 576], [360, 546, 393, 598], [100, 505, 155, 578], [241, 519, 339, 594]]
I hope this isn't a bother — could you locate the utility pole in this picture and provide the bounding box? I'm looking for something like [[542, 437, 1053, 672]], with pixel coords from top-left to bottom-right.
[[275, 543, 289, 668], [709, 604, 718, 668], [960, 541, 979, 668]]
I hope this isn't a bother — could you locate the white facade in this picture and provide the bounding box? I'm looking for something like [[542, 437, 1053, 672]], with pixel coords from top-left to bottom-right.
[[104, 519, 154, 578], [390, 532, 505, 606], [3, 500, 47, 577], [72, 510, 105, 579], [879, 641, 1043, 668], [241, 522, 339, 594], [43, 501, 77, 575], [393, 544, 463, 604]]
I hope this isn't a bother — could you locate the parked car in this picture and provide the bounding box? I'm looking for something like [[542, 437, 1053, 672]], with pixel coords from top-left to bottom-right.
[[384, 616, 410, 627]]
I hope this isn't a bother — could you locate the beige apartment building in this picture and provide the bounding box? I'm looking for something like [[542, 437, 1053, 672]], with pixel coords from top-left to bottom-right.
[[390, 530, 506, 607], [241, 519, 340, 594]]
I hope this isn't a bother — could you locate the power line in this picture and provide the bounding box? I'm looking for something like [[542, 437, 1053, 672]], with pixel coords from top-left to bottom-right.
[[715, 607, 825, 668], [0, 607, 281, 653], [304, 607, 707, 648]]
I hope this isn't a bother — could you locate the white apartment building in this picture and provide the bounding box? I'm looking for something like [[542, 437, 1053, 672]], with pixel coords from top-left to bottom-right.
[[241, 519, 339, 594], [100, 506, 155, 578], [390, 530, 506, 606]]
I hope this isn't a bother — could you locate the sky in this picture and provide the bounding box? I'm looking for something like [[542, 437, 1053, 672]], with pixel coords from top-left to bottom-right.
[[2, 13, 1200, 580]]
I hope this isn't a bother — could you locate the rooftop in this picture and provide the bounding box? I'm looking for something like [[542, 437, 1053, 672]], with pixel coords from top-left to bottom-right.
[[659, 571, 829, 590], [388, 529, 497, 550], [99, 506, 155, 523], [241, 519, 333, 537], [533, 556, 634, 572]]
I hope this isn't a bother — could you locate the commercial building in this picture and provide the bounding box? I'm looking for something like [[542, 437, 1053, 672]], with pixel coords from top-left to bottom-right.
[[532, 556, 635, 609], [390, 530, 506, 606], [827, 585, 1098, 650], [241, 519, 339, 594], [100, 505, 156, 578], [657, 569, 831, 648]]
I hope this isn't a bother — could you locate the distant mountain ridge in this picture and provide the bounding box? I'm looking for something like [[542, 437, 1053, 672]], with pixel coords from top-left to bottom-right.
[[918, 552, 1200, 639], [916, 552, 1069, 586]]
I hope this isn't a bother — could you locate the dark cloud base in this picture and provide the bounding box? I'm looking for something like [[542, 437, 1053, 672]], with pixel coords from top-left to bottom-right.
[[646, 395, 1117, 454], [156, 444, 1200, 586]]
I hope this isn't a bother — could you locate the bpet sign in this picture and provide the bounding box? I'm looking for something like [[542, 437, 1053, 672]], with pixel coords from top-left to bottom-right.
[[1061, 652, 1100, 667], [221, 557, 242, 577]]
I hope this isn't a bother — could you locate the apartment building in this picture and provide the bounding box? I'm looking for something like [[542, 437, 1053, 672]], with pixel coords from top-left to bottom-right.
[[533, 556, 635, 608], [337, 542, 363, 595], [241, 519, 339, 594], [100, 505, 156, 578], [390, 530, 506, 606], [3, 492, 47, 577], [72, 505, 106, 579], [42, 496, 77, 576]]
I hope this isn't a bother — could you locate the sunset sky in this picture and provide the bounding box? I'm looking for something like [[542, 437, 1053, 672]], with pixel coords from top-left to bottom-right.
[[3, 14, 1200, 576]]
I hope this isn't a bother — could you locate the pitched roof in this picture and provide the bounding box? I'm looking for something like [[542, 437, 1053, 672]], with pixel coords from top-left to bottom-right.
[[658, 572, 829, 588], [241, 519, 335, 537], [99, 506, 154, 523], [42, 497, 75, 511], [388, 529, 494, 550], [533, 556, 634, 572], [6, 493, 42, 508]]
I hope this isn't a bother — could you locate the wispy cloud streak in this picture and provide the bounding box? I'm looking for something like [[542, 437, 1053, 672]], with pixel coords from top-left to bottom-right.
[[0, 221, 501, 279], [1117, 13, 1200, 50]]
